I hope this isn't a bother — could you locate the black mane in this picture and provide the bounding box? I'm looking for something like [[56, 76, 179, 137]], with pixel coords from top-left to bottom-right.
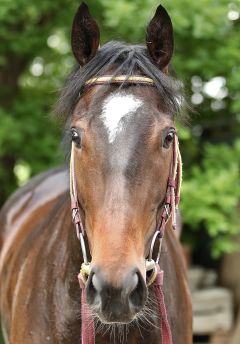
[[56, 41, 186, 119]]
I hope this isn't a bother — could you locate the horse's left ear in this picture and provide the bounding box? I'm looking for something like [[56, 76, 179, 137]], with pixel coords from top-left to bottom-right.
[[146, 5, 174, 72], [71, 2, 100, 66]]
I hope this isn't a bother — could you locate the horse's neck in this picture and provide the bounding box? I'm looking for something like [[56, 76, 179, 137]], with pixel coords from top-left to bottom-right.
[[38, 194, 83, 342]]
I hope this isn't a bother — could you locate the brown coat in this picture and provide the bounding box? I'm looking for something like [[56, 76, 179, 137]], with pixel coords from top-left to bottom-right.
[[0, 168, 192, 343]]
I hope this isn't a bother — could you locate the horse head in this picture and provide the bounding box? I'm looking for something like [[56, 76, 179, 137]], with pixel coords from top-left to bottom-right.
[[61, 3, 183, 325]]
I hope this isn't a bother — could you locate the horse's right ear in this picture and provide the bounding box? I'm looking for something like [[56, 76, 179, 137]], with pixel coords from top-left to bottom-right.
[[146, 5, 174, 72], [71, 2, 100, 66]]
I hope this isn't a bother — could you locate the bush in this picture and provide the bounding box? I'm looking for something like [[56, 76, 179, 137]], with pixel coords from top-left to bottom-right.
[[181, 140, 240, 257]]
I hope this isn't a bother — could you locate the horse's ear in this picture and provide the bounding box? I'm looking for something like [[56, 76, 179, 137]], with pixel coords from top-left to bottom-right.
[[71, 2, 100, 66], [146, 5, 174, 72]]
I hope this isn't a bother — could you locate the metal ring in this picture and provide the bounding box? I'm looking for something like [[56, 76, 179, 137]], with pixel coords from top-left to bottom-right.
[[79, 232, 89, 264], [156, 237, 163, 264], [146, 259, 156, 272], [148, 230, 160, 262], [146, 264, 158, 286]]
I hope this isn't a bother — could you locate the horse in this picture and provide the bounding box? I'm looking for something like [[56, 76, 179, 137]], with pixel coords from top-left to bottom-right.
[[0, 3, 192, 343]]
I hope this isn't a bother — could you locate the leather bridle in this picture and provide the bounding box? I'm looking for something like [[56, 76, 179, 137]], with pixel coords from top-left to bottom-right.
[[69, 75, 183, 344]]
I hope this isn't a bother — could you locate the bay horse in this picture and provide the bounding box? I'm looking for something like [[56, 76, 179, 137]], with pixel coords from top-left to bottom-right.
[[0, 3, 192, 343]]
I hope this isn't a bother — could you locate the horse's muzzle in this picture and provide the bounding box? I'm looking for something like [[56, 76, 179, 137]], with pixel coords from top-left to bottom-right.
[[86, 266, 147, 323]]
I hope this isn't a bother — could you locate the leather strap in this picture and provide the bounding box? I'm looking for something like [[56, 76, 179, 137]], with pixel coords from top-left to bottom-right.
[[78, 274, 95, 344], [153, 266, 173, 344]]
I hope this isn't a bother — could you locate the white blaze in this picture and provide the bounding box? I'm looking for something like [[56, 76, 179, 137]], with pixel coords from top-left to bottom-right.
[[101, 93, 142, 143]]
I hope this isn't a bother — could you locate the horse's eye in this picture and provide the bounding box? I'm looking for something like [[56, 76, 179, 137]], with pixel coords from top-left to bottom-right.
[[163, 130, 175, 148], [71, 128, 81, 148]]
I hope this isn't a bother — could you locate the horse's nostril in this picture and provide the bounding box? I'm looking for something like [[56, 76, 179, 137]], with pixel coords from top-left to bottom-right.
[[92, 273, 102, 292], [129, 271, 146, 309], [128, 272, 138, 293], [86, 272, 100, 305]]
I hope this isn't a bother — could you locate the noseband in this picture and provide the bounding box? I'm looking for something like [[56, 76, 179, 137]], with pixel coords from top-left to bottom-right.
[[69, 75, 182, 344]]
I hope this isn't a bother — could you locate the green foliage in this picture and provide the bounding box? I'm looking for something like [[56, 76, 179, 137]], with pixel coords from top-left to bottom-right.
[[0, 0, 239, 257], [181, 140, 240, 257]]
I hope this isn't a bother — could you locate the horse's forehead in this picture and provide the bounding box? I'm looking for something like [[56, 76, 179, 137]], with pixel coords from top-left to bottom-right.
[[75, 87, 173, 144], [100, 92, 143, 143]]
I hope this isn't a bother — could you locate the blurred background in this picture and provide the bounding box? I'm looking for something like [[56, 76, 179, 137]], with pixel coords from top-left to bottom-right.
[[0, 0, 239, 343]]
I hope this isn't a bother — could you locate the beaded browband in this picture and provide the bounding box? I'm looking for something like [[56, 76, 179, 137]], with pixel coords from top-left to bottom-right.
[[85, 75, 156, 86]]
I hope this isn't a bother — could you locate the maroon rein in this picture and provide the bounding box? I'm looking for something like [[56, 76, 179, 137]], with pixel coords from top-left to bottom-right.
[[69, 75, 182, 344]]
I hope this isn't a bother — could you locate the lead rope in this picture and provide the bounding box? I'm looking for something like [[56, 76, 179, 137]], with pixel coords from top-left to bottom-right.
[[78, 275, 95, 344], [153, 267, 172, 344]]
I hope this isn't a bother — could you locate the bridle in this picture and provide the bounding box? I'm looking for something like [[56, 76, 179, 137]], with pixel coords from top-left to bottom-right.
[[70, 75, 182, 279], [69, 75, 182, 344]]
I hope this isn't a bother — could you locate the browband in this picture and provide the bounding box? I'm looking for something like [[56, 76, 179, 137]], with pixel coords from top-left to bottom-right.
[[85, 75, 155, 86]]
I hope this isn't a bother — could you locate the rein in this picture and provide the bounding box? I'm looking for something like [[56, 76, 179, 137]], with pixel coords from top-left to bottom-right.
[[69, 75, 182, 344]]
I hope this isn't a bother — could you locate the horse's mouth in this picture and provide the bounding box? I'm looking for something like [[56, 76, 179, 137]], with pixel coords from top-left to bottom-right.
[[91, 307, 141, 325]]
